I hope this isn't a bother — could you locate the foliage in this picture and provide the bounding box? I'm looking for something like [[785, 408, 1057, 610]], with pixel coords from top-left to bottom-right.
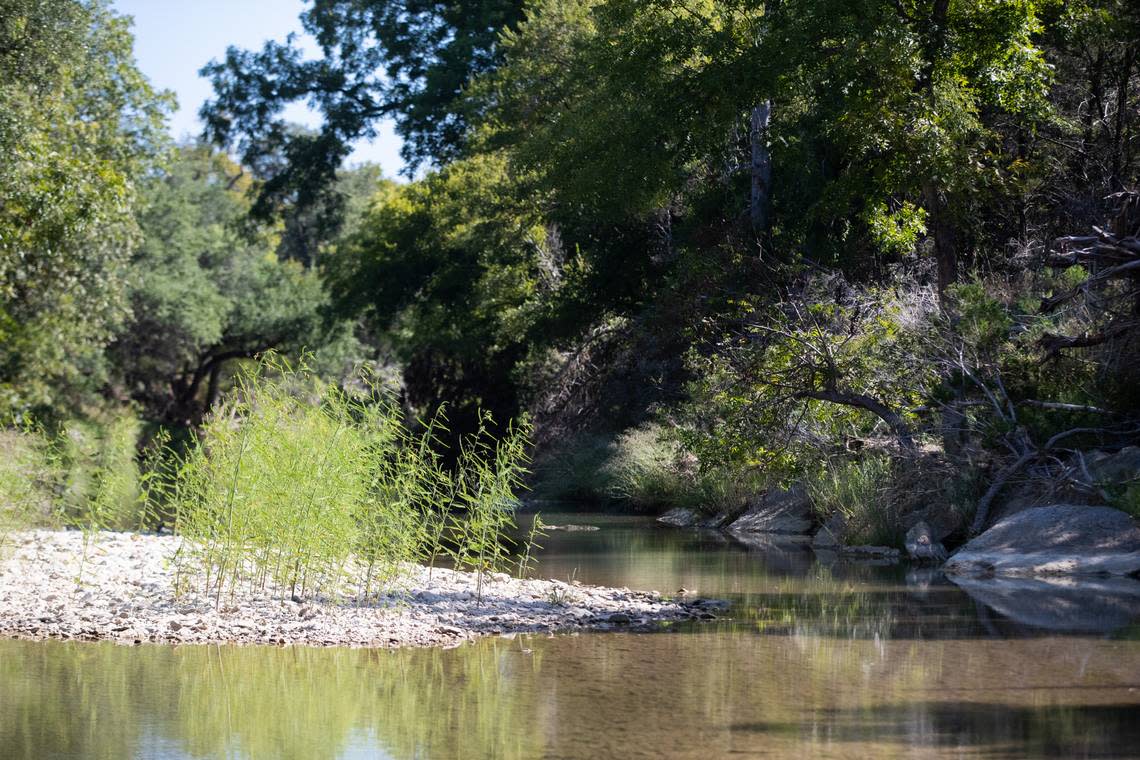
[[804, 456, 897, 547], [111, 144, 353, 425], [531, 422, 764, 513], [0, 429, 46, 552], [198, 0, 525, 211], [447, 412, 531, 598], [0, 412, 154, 539], [0, 0, 171, 418], [680, 276, 938, 472], [170, 358, 532, 603], [326, 152, 549, 441]]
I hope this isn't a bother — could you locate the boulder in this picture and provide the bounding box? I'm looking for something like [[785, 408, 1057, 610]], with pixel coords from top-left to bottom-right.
[[727, 486, 813, 535], [901, 504, 965, 543], [944, 505, 1140, 578], [904, 521, 948, 563], [657, 508, 700, 528], [1086, 446, 1140, 485], [695, 512, 732, 529], [811, 513, 846, 549]]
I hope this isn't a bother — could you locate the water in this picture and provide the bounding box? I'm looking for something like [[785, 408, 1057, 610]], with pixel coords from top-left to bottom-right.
[[2, 513, 1139, 759]]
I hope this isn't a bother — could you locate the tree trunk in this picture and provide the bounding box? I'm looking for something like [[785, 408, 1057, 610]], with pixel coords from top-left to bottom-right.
[[923, 181, 957, 301], [1111, 46, 1135, 191], [750, 101, 772, 234], [205, 361, 224, 417]]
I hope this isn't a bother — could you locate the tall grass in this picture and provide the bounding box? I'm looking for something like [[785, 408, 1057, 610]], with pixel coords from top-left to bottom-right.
[[170, 358, 532, 604], [447, 412, 531, 600], [0, 428, 47, 554], [0, 414, 155, 549], [805, 456, 898, 546]]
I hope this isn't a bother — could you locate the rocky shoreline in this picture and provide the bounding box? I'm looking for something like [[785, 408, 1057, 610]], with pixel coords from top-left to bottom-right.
[[0, 530, 716, 648]]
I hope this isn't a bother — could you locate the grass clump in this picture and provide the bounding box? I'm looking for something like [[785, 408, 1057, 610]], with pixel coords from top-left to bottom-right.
[[0, 413, 157, 548], [0, 428, 49, 553], [170, 357, 532, 604], [805, 456, 898, 546], [599, 424, 688, 510]]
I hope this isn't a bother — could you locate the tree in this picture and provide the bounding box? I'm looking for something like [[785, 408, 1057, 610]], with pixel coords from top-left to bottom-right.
[[485, 0, 1054, 291], [0, 0, 171, 418], [325, 152, 548, 440], [198, 0, 525, 217], [110, 145, 351, 425]]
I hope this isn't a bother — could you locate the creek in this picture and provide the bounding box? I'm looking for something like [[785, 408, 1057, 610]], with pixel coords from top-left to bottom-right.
[[2, 512, 1138, 759]]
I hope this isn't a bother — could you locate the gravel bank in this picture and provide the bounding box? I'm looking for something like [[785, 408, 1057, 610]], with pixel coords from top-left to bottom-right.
[[0, 530, 716, 648]]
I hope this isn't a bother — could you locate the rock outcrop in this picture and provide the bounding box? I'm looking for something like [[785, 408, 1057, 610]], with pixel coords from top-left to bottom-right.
[[944, 505, 1140, 578], [657, 508, 700, 527], [727, 487, 813, 535]]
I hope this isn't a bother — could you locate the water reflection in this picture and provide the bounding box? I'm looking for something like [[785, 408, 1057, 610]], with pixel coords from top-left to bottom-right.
[[2, 632, 1137, 759], [0, 514, 1138, 759]]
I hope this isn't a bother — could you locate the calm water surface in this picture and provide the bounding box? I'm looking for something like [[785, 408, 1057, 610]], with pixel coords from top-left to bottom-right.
[[2, 512, 1139, 759]]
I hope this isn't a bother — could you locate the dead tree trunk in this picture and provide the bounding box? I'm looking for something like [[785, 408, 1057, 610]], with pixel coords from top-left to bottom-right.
[[750, 101, 772, 234]]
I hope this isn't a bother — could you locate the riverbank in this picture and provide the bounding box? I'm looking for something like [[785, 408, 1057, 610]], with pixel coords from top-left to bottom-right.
[[0, 530, 712, 648]]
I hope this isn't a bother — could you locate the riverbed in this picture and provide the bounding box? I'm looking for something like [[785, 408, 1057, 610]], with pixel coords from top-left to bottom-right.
[[2, 512, 1138, 758]]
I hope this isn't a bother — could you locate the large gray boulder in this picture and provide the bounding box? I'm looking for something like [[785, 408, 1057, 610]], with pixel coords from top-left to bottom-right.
[[944, 505, 1140, 578], [1086, 446, 1140, 485], [727, 486, 813, 535], [811, 513, 846, 548]]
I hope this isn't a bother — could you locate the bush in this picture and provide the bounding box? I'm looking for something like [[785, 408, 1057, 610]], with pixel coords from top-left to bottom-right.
[[0, 412, 153, 542], [55, 416, 146, 531], [170, 358, 531, 603], [530, 423, 767, 514], [600, 424, 687, 510], [805, 456, 898, 546], [0, 429, 48, 552]]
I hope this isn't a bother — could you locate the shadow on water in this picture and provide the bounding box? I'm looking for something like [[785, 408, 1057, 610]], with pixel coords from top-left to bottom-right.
[[731, 702, 1140, 758]]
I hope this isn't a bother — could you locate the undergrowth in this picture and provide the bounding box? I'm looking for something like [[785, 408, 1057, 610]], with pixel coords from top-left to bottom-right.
[[805, 456, 898, 547], [169, 357, 532, 604]]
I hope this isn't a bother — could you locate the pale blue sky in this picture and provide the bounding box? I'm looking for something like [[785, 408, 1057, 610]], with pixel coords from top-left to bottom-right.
[[112, 0, 405, 175]]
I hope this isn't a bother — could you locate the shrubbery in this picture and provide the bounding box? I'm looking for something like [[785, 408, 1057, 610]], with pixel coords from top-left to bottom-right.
[[170, 359, 531, 603]]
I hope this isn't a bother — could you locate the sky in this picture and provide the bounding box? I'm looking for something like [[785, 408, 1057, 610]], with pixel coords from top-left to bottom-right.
[[112, 0, 406, 176]]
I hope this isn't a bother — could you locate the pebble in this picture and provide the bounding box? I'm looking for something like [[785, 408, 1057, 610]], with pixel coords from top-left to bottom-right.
[[0, 530, 709, 649]]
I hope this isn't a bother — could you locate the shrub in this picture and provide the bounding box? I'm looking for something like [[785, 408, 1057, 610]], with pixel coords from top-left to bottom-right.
[[0, 412, 154, 543], [528, 432, 616, 503], [530, 423, 768, 514], [599, 424, 687, 510], [0, 429, 49, 552], [170, 358, 531, 604], [805, 456, 898, 546], [55, 415, 146, 532]]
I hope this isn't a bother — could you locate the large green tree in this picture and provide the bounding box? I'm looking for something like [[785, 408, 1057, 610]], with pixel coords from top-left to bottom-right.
[[198, 0, 525, 221], [110, 145, 351, 425], [487, 0, 1054, 290], [326, 152, 547, 437], [0, 0, 170, 417]]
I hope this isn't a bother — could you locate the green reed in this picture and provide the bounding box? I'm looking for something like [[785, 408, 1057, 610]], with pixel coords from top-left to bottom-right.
[[447, 411, 531, 601], [170, 357, 533, 604]]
